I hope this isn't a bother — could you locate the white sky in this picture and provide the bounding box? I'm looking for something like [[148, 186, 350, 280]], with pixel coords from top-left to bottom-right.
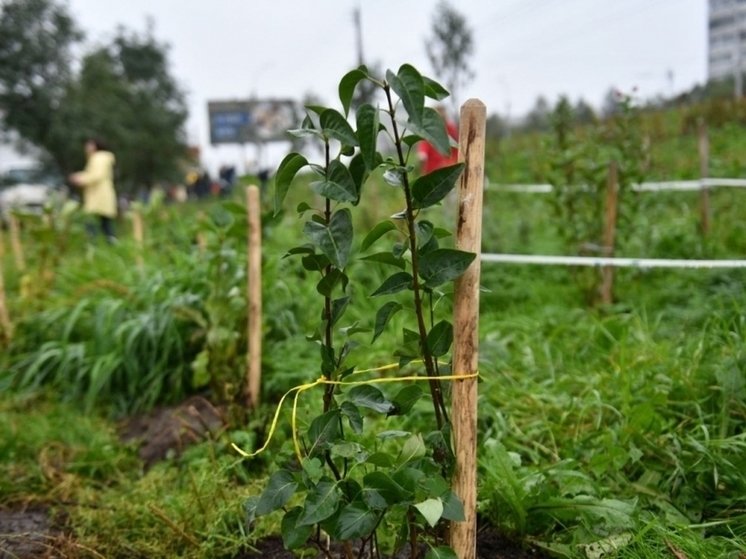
[[63, 0, 706, 174]]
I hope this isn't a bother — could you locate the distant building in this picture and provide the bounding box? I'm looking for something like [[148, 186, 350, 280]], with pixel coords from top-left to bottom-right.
[[708, 0, 746, 81]]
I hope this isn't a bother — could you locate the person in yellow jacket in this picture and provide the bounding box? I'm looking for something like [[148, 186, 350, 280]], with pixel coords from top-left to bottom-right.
[[69, 139, 117, 242]]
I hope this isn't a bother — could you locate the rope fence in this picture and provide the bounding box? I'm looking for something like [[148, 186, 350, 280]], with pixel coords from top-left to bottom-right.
[[481, 253, 746, 269], [490, 177, 746, 193]]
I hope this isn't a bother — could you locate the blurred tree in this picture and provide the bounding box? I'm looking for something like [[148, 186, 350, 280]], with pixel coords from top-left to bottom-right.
[[0, 0, 83, 167], [425, 0, 475, 115], [485, 113, 509, 142], [523, 96, 551, 132], [0, 1, 187, 194], [601, 87, 622, 118], [574, 98, 597, 125]]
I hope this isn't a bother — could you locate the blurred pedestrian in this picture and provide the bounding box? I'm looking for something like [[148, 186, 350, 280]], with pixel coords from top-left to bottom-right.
[[418, 105, 459, 174], [69, 138, 117, 243]]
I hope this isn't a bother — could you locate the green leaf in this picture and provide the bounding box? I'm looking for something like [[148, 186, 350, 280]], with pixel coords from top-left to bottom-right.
[[360, 252, 406, 270], [394, 341, 421, 368], [441, 491, 466, 522], [423, 76, 450, 100], [416, 220, 435, 248], [305, 104, 328, 116], [310, 161, 357, 203], [349, 153, 368, 204], [411, 163, 464, 209], [348, 384, 395, 414], [281, 507, 313, 549], [303, 255, 330, 276], [408, 107, 452, 155], [340, 401, 364, 434], [414, 498, 444, 527], [425, 546, 459, 559], [320, 344, 336, 376], [320, 108, 359, 146], [274, 153, 308, 215], [383, 168, 405, 187], [421, 475, 450, 498], [339, 67, 368, 116], [399, 434, 427, 464], [303, 209, 353, 269], [370, 272, 412, 297], [302, 458, 324, 485], [316, 268, 348, 298], [330, 296, 351, 326], [362, 472, 413, 509], [387, 64, 425, 127], [361, 221, 397, 252], [392, 467, 424, 494], [391, 385, 424, 415], [331, 442, 366, 460], [419, 249, 476, 288], [308, 409, 342, 457], [372, 301, 403, 343], [356, 103, 380, 170], [339, 322, 371, 337], [336, 502, 379, 540], [243, 496, 259, 527], [535, 497, 637, 528], [426, 320, 453, 357], [256, 470, 299, 515], [402, 328, 420, 343], [366, 452, 395, 468], [300, 478, 342, 525]]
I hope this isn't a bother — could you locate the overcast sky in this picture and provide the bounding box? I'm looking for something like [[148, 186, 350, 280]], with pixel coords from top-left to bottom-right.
[[62, 0, 706, 173]]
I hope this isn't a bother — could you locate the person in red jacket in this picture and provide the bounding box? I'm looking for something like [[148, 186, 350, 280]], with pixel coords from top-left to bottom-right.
[[417, 105, 458, 174]]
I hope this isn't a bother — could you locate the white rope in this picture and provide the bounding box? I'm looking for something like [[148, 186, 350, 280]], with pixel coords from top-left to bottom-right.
[[481, 253, 746, 269], [492, 178, 746, 193]]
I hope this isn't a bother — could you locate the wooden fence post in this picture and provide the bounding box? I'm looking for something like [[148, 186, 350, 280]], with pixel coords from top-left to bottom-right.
[[601, 161, 619, 305], [132, 210, 144, 267], [0, 225, 11, 343], [450, 99, 486, 559], [8, 213, 25, 272], [698, 119, 710, 237], [196, 211, 207, 253], [246, 185, 262, 410]]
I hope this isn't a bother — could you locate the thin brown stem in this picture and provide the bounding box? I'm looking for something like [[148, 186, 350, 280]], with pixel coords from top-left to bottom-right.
[[322, 139, 335, 413], [383, 84, 445, 429]]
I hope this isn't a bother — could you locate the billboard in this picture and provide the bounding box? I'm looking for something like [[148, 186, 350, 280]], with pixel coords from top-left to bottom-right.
[[208, 99, 298, 145]]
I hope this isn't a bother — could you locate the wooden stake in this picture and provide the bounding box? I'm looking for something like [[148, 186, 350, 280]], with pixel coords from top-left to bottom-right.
[[196, 211, 207, 253], [8, 213, 25, 272], [246, 185, 262, 410], [450, 99, 486, 559], [698, 119, 710, 237], [601, 161, 619, 306], [0, 225, 11, 343], [132, 210, 144, 267]]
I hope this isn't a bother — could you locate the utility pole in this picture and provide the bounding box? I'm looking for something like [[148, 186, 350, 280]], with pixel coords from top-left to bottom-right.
[[735, 30, 743, 99], [352, 4, 364, 67]]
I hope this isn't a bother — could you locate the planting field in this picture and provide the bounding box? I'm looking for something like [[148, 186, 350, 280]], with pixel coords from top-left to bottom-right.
[[2, 101, 746, 558]]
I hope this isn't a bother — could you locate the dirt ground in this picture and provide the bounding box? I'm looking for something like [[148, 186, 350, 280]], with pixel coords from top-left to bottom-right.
[[238, 528, 552, 559], [0, 508, 69, 559], [2, 398, 550, 558], [117, 395, 226, 468]]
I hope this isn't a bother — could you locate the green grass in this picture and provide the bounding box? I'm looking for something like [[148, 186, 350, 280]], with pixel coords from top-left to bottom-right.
[[2, 110, 746, 556]]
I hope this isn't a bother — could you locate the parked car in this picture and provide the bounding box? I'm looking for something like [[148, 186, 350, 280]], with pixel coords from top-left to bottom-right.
[[0, 167, 68, 225]]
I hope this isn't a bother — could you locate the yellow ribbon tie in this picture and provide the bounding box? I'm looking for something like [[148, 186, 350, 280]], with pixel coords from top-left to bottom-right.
[[231, 361, 478, 462]]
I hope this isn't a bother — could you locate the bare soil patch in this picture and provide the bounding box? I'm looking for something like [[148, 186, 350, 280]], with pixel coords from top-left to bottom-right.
[[0, 507, 70, 559], [117, 395, 225, 469], [237, 527, 551, 559]]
